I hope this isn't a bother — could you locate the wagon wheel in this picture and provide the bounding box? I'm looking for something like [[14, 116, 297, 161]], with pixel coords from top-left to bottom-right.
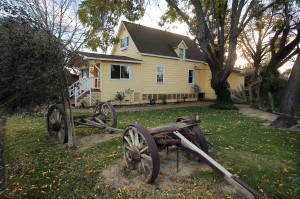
[[122, 124, 160, 183], [182, 126, 208, 154], [193, 126, 208, 153], [176, 116, 208, 154], [94, 102, 117, 128], [47, 105, 68, 144]]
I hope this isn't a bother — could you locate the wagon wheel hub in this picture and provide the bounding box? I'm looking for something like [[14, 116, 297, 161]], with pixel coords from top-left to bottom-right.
[[126, 147, 141, 162], [52, 122, 61, 132]]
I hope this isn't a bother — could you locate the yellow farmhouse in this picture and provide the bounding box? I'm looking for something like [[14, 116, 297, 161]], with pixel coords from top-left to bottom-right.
[[69, 21, 244, 106]]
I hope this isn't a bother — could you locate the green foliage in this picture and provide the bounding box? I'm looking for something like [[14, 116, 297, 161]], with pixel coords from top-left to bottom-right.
[[209, 103, 239, 110], [160, 94, 167, 104], [292, 161, 300, 195], [80, 100, 89, 108], [114, 91, 125, 103], [78, 0, 145, 51], [211, 81, 236, 110], [0, 20, 65, 113], [260, 69, 287, 107], [148, 98, 156, 105]]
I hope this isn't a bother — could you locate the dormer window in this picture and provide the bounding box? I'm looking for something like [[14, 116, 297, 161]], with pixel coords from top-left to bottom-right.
[[179, 48, 184, 59], [120, 36, 129, 49]]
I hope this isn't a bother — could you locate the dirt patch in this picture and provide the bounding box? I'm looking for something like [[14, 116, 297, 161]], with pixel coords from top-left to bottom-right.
[[75, 133, 120, 152], [100, 150, 208, 190], [99, 148, 238, 196], [237, 104, 300, 130]]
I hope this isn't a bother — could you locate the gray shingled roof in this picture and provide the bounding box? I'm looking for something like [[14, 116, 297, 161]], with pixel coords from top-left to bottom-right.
[[80, 52, 143, 63], [123, 21, 206, 62]]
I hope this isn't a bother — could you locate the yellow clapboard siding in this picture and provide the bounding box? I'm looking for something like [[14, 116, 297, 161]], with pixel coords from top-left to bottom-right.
[[99, 62, 142, 102], [111, 25, 141, 60], [228, 72, 245, 91], [140, 56, 215, 98]]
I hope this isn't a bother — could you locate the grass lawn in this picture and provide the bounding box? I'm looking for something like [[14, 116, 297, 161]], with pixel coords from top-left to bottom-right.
[[2, 106, 300, 198]]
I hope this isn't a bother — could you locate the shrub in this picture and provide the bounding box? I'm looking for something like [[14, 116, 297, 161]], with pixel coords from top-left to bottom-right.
[[161, 94, 167, 104], [114, 92, 125, 103], [149, 98, 156, 105], [80, 100, 88, 108]]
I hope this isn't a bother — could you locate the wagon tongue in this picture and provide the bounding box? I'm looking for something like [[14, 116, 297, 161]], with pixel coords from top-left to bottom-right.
[[172, 131, 266, 199]]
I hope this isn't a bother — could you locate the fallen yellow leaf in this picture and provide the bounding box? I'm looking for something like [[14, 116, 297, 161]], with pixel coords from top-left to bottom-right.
[[85, 169, 94, 174], [282, 167, 288, 173]]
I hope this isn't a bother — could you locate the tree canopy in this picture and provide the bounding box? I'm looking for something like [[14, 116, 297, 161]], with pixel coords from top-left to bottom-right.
[[0, 0, 85, 113], [78, 0, 145, 51]]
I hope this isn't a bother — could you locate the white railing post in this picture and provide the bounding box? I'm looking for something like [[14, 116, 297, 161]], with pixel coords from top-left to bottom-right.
[[90, 87, 92, 106], [75, 86, 78, 107]]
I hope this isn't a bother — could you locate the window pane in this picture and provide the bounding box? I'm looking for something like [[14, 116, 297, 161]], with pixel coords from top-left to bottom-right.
[[111, 65, 120, 79], [188, 70, 194, 83], [157, 66, 164, 83], [179, 48, 184, 59], [121, 36, 129, 48], [81, 68, 89, 78], [121, 66, 130, 79]]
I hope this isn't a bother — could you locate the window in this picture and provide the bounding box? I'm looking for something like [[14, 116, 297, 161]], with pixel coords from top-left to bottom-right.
[[157, 66, 165, 83], [111, 65, 130, 80], [179, 48, 184, 59], [120, 36, 129, 49], [81, 68, 89, 78], [188, 69, 194, 84]]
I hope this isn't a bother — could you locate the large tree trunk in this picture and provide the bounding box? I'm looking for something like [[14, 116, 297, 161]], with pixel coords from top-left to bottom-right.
[[269, 52, 300, 128], [210, 79, 234, 109]]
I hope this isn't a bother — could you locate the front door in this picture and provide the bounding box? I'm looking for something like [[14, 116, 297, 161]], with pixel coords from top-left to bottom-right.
[[93, 64, 101, 89]]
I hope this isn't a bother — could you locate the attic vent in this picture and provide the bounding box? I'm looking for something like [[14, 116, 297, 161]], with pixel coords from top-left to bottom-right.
[[142, 94, 148, 100]]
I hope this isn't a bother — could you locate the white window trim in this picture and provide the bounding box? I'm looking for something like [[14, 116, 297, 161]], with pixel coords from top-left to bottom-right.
[[110, 64, 131, 80], [120, 36, 129, 50], [188, 69, 195, 84], [156, 66, 165, 84]]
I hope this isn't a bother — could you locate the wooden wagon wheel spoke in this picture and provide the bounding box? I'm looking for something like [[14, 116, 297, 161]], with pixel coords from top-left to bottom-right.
[[124, 135, 134, 148], [140, 146, 148, 153], [47, 105, 68, 144], [122, 124, 160, 183], [58, 129, 65, 143], [129, 129, 135, 145], [139, 157, 152, 174], [94, 102, 117, 128], [134, 130, 139, 146]]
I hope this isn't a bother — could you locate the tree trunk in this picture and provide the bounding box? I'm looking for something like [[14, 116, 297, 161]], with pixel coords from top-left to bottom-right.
[[210, 80, 235, 109], [269, 52, 300, 128]]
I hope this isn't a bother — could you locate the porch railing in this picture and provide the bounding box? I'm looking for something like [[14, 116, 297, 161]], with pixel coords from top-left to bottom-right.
[[69, 77, 101, 106]]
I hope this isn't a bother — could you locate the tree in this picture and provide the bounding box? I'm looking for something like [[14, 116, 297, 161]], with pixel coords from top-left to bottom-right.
[[79, 0, 276, 109], [269, 52, 300, 128], [261, 1, 300, 93], [0, 0, 87, 147], [78, 0, 145, 52], [0, 20, 65, 111], [238, 8, 274, 79]]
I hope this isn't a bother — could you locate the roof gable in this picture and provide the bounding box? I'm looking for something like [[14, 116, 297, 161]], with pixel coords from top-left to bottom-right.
[[122, 21, 205, 62], [177, 40, 188, 49]]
